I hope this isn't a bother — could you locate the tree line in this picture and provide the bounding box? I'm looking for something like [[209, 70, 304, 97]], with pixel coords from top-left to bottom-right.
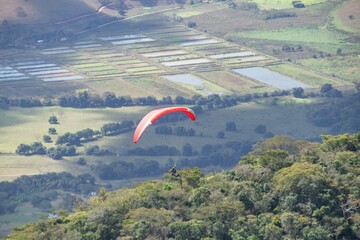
[[0, 85, 345, 116], [0, 89, 289, 109]]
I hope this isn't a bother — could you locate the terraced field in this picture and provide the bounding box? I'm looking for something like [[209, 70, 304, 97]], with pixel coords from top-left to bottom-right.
[[0, 24, 347, 98]]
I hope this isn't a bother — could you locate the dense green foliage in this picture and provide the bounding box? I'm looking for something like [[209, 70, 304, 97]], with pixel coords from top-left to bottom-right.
[[7, 133, 360, 239], [307, 90, 360, 133]]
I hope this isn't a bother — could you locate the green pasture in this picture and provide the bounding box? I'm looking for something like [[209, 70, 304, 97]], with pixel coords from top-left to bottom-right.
[[123, 76, 194, 96], [225, 27, 359, 54], [298, 56, 360, 82], [330, 1, 359, 34], [250, 0, 328, 10], [0, 155, 70, 182], [85, 76, 190, 97], [177, 11, 202, 18], [0, 106, 147, 153]]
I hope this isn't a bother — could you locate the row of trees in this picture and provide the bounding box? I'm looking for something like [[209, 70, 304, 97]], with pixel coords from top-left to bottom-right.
[[100, 121, 134, 136], [16, 142, 77, 160], [0, 89, 289, 110], [2, 84, 344, 113], [154, 125, 196, 136], [56, 128, 102, 146]]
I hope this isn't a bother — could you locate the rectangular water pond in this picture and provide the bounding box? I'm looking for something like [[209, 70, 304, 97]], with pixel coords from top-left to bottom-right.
[[111, 38, 155, 45], [233, 67, 311, 90], [99, 35, 145, 41], [179, 39, 218, 46]]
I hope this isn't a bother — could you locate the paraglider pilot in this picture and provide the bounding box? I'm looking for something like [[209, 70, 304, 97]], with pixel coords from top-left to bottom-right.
[[170, 166, 179, 177]]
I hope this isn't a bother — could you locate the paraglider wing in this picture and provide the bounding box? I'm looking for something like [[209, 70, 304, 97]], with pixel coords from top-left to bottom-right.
[[133, 106, 196, 143]]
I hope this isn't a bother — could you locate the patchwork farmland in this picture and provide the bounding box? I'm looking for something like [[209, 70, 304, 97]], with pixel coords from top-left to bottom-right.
[[0, 24, 347, 98]]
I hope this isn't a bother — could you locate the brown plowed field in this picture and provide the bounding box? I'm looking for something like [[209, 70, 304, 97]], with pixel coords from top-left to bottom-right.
[[337, 0, 360, 32]]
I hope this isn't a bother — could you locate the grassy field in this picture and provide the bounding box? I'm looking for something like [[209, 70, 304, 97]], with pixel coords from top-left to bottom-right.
[[331, 0, 360, 33], [298, 56, 360, 83], [251, 0, 328, 10], [225, 27, 358, 54], [0, 100, 331, 182], [0, 106, 148, 153]]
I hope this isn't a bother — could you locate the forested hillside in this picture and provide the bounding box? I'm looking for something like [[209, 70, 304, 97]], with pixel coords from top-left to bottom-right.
[[6, 132, 360, 240]]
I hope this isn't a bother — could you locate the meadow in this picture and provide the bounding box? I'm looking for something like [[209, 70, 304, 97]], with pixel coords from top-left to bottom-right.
[[0, 99, 331, 182], [298, 56, 360, 83], [225, 27, 359, 55], [251, 0, 328, 10]]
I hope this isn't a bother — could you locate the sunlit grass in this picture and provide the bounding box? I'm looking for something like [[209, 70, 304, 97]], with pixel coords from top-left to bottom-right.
[[298, 55, 360, 82], [251, 0, 329, 10], [225, 27, 359, 54]]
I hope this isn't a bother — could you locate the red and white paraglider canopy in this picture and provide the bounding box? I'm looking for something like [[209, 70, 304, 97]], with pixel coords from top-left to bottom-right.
[[133, 106, 196, 144]]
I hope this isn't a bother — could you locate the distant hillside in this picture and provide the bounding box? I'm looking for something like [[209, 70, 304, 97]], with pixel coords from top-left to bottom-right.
[[0, 0, 177, 25], [6, 132, 360, 239], [0, 0, 101, 24]]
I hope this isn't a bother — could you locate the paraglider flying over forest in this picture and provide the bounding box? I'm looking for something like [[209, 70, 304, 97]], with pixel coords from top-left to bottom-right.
[[133, 106, 196, 144]]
